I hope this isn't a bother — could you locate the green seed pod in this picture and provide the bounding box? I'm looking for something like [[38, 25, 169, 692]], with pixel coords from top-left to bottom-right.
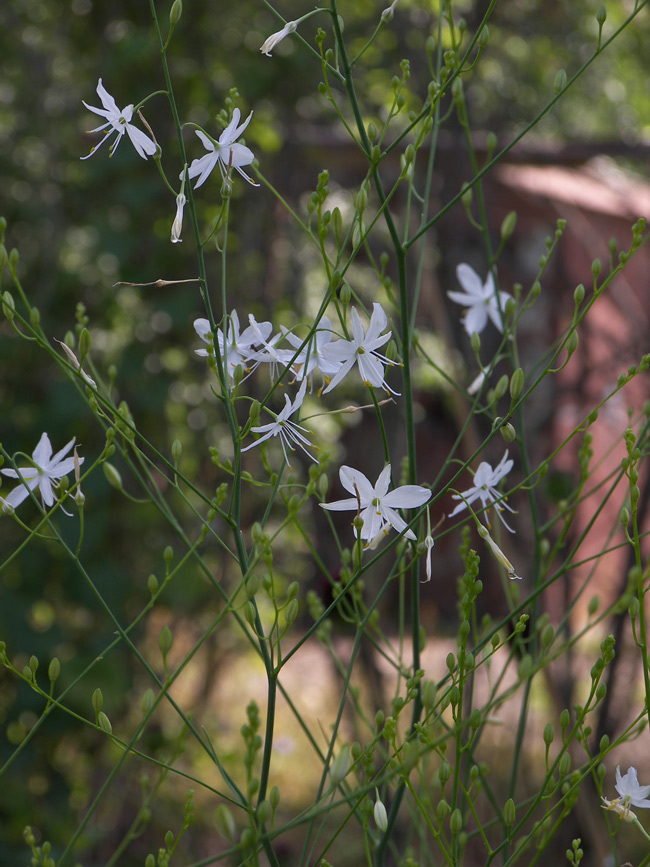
[[257, 799, 272, 826], [159, 625, 173, 655], [509, 368, 524, 401], [588, 595, 600, 615], [141, 688, 155, 717], [554, 69, 567, 94], [98, 711, 112, 734], [501, 423, 517, 442], [450, 808, 463, 834], [214, 804, 236, 841], [48, 657, 60, 683], [500, 211, 517, 241], [543, 722, 554, 746], [103, 463, 123, 491]]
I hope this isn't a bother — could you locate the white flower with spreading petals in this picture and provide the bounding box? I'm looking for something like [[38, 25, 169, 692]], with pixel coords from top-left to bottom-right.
[[449, 450, 515, 532], [1, 432, 83, 512], [320, 303, 399, 394], [170, 193, 186, 243], [194, 312, 272, 381], [241, 378, 315, 464], [602, 767, 650, 822], [447, 264, 513, 336], [81, 78, 157, 161], [184, 109, 257, 188], [321, 464, 430, 545], [260, 20, 297, 56], [281, 317, 343, 390]]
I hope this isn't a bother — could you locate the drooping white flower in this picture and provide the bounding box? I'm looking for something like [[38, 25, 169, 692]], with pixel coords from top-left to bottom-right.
[[423, 534, 435, 582], [281, 317, 344, 391], [374, 790, 388, 832], [260, 20, 297, 56], [321, 464, 430, 545], [477, 523, 522, 580], [184, 109, 257, 188], [449, 451, 515, 532], [241, 378, 315, 464], [170, 193, 186, 243], [320, 303, 399, 394], [81, 78, 157, 161], [447, 264, 513, 336], [55, 339, 96, 388], [194, 312, 272, 381], [1, 432, 83, 512]]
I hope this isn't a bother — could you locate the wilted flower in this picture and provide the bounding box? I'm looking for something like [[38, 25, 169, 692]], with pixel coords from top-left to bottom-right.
[[241, 378, 315, 465], [321, 303, 399, 394], [423, 534, 435, 582], [447, 264, 513, 336], [449, 450, 515, 532], [1, 432, 83, 513], [170, 193, 186, 243], [260, 20, 297, 56], [477, 523, 521, 580], [184, 109, 257, 188], [81, 78, 157, 161], [321, 464, 430, 546], [56, 339, 96, 387]]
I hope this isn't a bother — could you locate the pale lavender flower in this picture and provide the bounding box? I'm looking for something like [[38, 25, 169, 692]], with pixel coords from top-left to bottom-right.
[[1, 432, 83, 512], [447, 264, 513, 336], [321, 464, 430, 546], [449, 451, 515, 532], [320, 303, 399, 394], [184, 109, 257, 188], [81, 78, 157, 161]]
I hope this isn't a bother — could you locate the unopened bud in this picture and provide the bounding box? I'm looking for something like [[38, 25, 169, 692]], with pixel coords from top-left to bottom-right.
[[159, 625, 173, 655], [501, 423, 516, 442], [500, 211, 517, 241], [48, 658, 60, 683], [374, 791, 388, 832], [92, 687, 104, 713], [450, 808, 463, 833], [98, 711, 112, 734], [509, 367, 524, 400], [330, 745, 350, 786], [554, 69, 567, 94], [170, 0, 182, 25], [141, 688, 155, 717], [503, 798, 516, 826], [214, 804, 236, 841], [103, 463, 123, 491]]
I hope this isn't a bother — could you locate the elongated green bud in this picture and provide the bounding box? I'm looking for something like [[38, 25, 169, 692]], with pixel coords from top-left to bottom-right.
[[504, 798, 516, 826], [98, 711, 112, 734], [450, 808, 463, 833], [103, 463, 123, 491], [509, 368, 524, 400], [159, 625, 173, 655], [554, 69, 567, 93], [214, 804, 236, 841], [170, 0, 182, 25], [330, 745, 350, 786], [48, 658, 60, 683], [500, 211, 517, 241], [92, 688, 104, 713]]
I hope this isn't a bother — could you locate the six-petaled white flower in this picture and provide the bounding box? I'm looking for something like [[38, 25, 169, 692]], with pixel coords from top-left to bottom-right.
[[602, 766, 650, 823], [260, 20, 297, 56], [449, 450, 515, 532], [447, 264, 513, 336], [241, 378, 315, 465], [281, 317, 343, 391], [321, 303, 399, 394], [81, 78, 157, 161], [1, 432, 83, 513], [194, 312, 272, 382], [184, 109, 257, 188], [321, 464, 430, 546]]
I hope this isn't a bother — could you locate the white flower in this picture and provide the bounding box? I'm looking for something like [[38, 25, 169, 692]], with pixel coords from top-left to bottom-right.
[[260, 20, 297, 56], [467, 368, 487, 395], [447, 264, 513, 336], [281, 317, 343, 390], [614, 766, 650, 808], [601, 797, 637, 822], [320, 303, 399, 394], [194, 312, 272, 381], [171, 193, 186, 243], [477, 523, 521, 580], [321, 464, 430, 545], [241, 378, 316, 465], [81, 78, 157, 161], [449, 450, 515, 532], [1, 432, 83, 512], [184, 109, 257, 188]]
